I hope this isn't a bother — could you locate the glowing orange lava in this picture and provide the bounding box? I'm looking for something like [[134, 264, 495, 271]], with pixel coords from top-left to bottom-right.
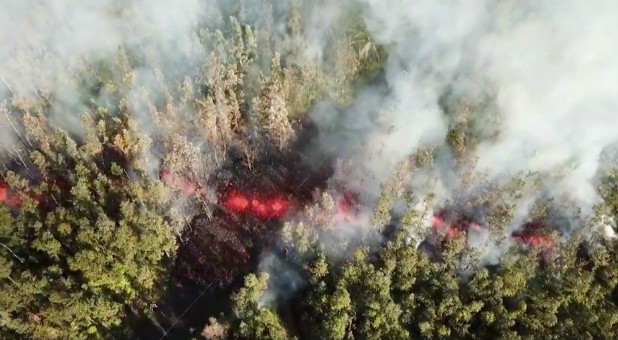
[[0, 185, 26, 208], [512, 234, 554, 250], [433, 212, 556, 255], [161, 170, 198, 195], [431, 214, 460, 237], [225, 191, 250, 211], [335, 192, 360, 223], [222, 191, 291, 219], [0, 185, 7, 203]]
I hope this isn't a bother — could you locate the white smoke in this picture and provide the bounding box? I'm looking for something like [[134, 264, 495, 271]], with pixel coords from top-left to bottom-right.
[[472, 1, 618, 212], [309, 0, 618, 218], [0, 0, 208, 96], [256, 253, 304, 307], [0, 0, 213, 153], [3, 1, 617, 202]]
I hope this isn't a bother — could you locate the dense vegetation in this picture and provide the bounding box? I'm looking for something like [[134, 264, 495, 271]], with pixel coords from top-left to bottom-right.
[[1, 3, 617, 339]]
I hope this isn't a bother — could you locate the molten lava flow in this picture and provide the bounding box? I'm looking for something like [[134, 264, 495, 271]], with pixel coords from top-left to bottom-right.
[[512, 234, 553, 248], [335, 192, 360, 223], [269, 198, 288, 215], [432, 210, 555, 249], [0, 184, 40, 208], [428, 209, 488, 244], [250, 199, 268, 217], [511, 221, 556, 252], [0, 185, 21, 208], [261, 197, 290, 218], [431, 214, 458, 237], [432, 215, 443, 228], [431, 212, 467, 238], [160, 170, 200, 195], [225, 191, 250, 212], [512, 223, 555, 252], [222, 190, 291, 219], [421, 211, 558, 263], [0, 185, 7, 203], [433, 212, 557, 253], [161, 168, 294, 219]]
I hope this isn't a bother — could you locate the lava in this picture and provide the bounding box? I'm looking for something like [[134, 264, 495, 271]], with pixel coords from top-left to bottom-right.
[[270, 198, 287, 215], [0, 185, 21, 208], [511, 222, 555, 252], [223, 191, 291, 219], [335, 192, 360, 223], [224, 191, 250, 211], [432, 215, 443, 228], [160, 170, 201, 195], [512, 234, 553, 248], [0, 184, 43, 209], [22, 163, 560, 254], [424, 208, 557, 258], [0, 185, 7, 202], [221, 190, 291, 219], [160, 170, 294, 220], [431, 215, 459, 238], [431, 210, 483, 239]]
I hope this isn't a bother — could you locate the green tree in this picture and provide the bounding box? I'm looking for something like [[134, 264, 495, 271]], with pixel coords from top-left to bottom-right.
[[230, 273, 289, 340], [0, 112, 177, 339]]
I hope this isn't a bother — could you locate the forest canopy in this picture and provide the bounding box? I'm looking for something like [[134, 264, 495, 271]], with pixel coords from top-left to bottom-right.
[[1, 1, 618, 339]]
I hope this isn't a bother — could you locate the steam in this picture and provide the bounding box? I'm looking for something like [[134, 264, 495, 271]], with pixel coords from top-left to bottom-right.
[[3, 1, 617, 199], [256, 253, 304, 307], [322, 0, 488, 192], [472, 1, 618, 211], [0, 0, 213, 153], [0, 0, 207, 95], [309, 0, 618, 222]]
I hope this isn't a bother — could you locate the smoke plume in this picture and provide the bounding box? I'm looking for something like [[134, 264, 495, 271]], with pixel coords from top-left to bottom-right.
[[2, 0, 617, 276], [337, 0, 618, 213]]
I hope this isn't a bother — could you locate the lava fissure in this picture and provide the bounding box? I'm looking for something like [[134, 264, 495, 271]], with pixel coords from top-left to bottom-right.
[[171, 120, 338, 283], [424, 207, 556, 255]]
